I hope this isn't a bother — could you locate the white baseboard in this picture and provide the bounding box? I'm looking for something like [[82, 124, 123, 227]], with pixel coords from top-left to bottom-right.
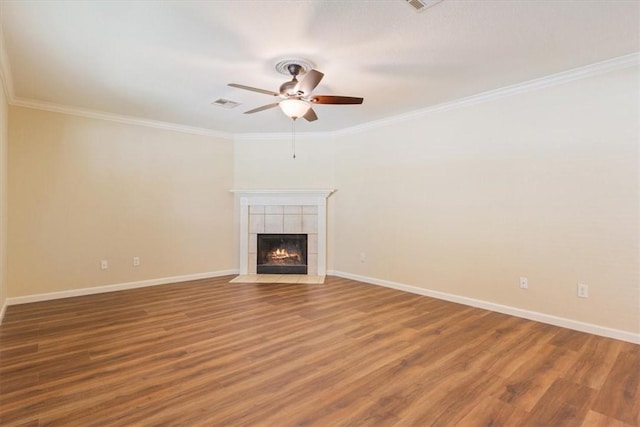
[[327, 270, 640, 345], [3, 269, 239, 310], [4, 268, 638, 345]]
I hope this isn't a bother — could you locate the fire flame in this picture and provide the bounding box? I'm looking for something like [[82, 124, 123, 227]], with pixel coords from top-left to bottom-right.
[[266, 247, 300, 264]]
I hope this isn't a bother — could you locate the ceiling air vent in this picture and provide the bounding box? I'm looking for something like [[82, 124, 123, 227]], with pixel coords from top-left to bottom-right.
[[403, 0, 443, 13], [211, 98, 241, 109]]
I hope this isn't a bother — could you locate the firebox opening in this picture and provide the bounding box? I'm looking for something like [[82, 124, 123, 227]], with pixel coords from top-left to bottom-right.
[[257, 234, 308, 274]]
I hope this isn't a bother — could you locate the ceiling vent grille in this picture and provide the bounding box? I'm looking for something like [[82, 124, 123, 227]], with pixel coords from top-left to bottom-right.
[[211, 98, 241, 109], [403, 0, 443, 13]]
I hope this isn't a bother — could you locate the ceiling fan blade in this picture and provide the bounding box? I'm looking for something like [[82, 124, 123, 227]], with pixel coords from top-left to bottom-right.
[[303, 108, 318, 122], [228, 83, 278, 97], [295, 69, 324, 96], [244, 103, 280, 114], [310, 95, 363, 105]]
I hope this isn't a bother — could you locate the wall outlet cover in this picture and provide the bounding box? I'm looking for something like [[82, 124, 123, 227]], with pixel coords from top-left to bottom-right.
[[519, 277, 528, 289]]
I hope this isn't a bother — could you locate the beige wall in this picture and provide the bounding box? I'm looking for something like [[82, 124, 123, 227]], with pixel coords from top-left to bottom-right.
[[8, 107, 235, 297], [3, 63, 638, 336], [332, 66, 639, 333], [233, 135, 336, 189], [0, 80, 7, 312]]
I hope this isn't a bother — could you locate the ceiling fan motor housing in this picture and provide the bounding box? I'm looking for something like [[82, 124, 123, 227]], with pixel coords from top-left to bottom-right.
[[279, 80, 298, 96], [278, 64, 304, 96], [287, 63, 302, 77]]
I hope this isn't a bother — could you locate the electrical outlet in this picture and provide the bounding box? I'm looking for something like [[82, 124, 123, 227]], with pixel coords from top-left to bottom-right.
[[133, 256, 140, 266], [577, 283, 589, 298], [101, 260, 108, 270], [359, 252, 366, 263], [519, 277, 528, 289]]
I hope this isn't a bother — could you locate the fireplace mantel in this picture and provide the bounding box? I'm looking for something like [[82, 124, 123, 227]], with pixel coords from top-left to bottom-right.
[[231, 189, 335, 205], [231, 189, 335, 276]]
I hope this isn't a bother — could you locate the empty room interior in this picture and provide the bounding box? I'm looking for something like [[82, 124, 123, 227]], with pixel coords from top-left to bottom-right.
[[0, 1, 639, 425]]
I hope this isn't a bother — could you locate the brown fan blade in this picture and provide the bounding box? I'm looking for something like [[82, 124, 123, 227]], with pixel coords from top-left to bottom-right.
[[310, 95, 363, 105], [228, 83, 278, 97], [295, 69, 324, 96], [244, 103, 280, 114], [303, 108, 318, 122]]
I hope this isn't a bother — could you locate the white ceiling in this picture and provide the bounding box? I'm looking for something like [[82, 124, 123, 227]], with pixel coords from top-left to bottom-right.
[[1, 0, 638, 135]]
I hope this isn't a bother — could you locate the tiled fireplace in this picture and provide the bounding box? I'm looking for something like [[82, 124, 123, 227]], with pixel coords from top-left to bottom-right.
[[231, 189, 335, 277]]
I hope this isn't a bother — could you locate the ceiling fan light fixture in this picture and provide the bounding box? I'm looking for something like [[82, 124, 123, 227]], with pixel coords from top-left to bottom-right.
[[279, 98, 311, 119]]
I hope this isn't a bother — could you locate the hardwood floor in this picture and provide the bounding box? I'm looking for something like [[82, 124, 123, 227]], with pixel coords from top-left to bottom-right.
[[1, 275, 638, 426]]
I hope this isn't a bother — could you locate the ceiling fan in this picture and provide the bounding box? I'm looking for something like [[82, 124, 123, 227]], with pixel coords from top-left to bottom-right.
[[228, 62, 363, 122]]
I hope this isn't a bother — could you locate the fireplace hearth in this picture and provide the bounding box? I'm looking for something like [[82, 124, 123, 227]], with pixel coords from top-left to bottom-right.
[[257, 234, 308, 274]]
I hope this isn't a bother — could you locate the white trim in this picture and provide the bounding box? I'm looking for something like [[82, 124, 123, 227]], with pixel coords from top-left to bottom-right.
[[10, 97, 233, 139], [234, 53, 639, 139], [3, 269, 238, 307], [328, 270, 640, 345], [231, 189, 335, 196], [331, 52, 640, 138], [1, 51, 635, 140], [230, 189, 335, 206]]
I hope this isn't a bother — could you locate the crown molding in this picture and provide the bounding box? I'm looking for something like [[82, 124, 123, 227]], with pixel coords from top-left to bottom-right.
[[230, 188, 335, 198], [2, 49, 637, 139], [1, 21, 230, 139], [332, 52, 640, 138], [11, 97, 233, 139]]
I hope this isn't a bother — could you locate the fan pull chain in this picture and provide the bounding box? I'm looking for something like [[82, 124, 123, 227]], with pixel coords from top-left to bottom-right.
[[291, 118, 297, 159]]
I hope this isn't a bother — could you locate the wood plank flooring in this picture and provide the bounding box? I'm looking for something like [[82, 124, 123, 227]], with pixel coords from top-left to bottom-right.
[[1, 275, 638, 426]]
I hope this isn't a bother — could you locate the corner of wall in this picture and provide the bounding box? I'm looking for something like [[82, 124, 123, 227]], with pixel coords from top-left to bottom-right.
[[0, 64, 7, 321]]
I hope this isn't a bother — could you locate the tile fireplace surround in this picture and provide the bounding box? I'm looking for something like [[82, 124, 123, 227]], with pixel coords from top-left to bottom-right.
[[231, 189, 335, 278]]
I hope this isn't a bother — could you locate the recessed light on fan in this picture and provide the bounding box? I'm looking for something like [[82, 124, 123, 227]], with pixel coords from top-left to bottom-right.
[[228, 60, 363, 122]]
